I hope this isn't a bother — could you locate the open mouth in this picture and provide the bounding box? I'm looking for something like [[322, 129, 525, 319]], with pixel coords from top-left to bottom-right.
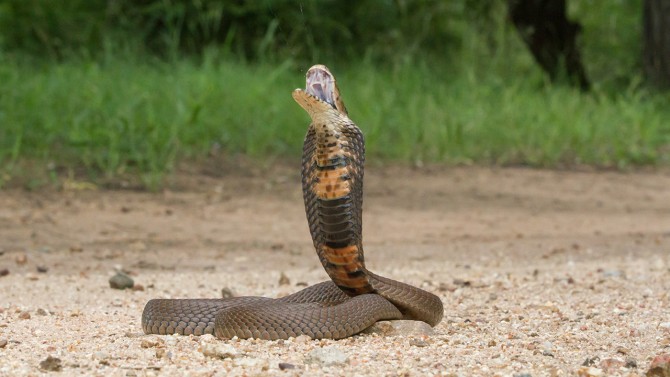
[[305, 66, 337, 109]]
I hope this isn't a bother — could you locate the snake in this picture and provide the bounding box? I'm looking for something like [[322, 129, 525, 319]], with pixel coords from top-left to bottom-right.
[[141, 64, 444, 340]]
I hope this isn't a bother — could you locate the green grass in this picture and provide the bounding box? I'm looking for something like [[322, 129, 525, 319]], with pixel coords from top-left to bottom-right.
[[349, 61, 670, 168], [1, 54, 669, 189], [0, 57, 308, 187]]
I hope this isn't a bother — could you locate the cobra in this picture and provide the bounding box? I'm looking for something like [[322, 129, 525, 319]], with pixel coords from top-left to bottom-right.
[[141, 65, 444, 340]]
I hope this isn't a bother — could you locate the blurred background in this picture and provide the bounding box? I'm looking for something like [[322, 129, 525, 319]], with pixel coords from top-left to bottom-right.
[[0, 0, 668, 189]]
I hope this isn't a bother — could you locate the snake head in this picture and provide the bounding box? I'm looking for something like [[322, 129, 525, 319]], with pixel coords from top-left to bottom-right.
[[293, 65, 348, 117]]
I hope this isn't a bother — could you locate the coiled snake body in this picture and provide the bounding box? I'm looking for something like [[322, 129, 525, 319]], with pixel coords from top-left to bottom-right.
[[142, 65, 444, 340]]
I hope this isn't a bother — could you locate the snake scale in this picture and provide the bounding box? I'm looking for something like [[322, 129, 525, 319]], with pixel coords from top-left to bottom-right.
[[141, 65, 444, 340]]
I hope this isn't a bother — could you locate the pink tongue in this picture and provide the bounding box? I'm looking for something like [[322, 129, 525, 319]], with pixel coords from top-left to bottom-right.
[[310, 83, 325, 101]]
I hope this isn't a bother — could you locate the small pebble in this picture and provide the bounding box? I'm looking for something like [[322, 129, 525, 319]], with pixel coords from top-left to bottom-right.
[[141, 338, 165, 348], [0, 339, 7, 348], [278, 362, 295, 370], [601, 270, 622, 278], [37, 266, 48, 273], [221, 288, 235, 298], [363, 320, 435, 337], [659, 322, 670, 329], [36, 308, 48, 316], [93, 351, 109, 361], [294, 335, 312, 343], [541, 341, 554, 356], [132, 284, 145, 291], [576, 366, 603, 376], [39, 356, 62, 372], [513, 373, 532, 377], [201, 343, 238, 359], [453, 278, 471, 287], [647, 353, 670, 377], [155, 348, 168, 359], [305, 346, 348, 366], [278, 272, 290, 286], [583, 357, 599, 366], [234, 358, 268, 369], [409, 338, 429, 347], [0, 268, 8, 277], [109, 272, 134, 290], [599, 358, 625, 373], [15, 254, 27, 265], [18, 311, 31, 319]]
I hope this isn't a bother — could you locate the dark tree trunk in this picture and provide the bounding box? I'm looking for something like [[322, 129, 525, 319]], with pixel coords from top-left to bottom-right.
[[644, 0, 670, 88], [507, 0, 590, 91]]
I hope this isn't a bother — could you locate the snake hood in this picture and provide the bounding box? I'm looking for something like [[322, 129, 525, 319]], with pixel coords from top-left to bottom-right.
[[293, 65, 372, 296]]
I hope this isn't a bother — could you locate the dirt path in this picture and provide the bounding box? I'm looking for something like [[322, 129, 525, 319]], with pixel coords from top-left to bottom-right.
[[1, 166, 669, 376]]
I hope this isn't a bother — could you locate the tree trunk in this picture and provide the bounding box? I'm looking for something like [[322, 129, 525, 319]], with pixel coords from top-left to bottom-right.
[[507, 0, 590, 91], [644, 0, 670, 88]]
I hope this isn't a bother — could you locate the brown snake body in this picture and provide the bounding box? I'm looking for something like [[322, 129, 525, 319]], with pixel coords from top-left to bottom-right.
[[142, 65, 444, 340]]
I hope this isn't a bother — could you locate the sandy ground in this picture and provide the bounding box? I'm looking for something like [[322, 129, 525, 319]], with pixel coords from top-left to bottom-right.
[[0, 166, 669, 376]]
